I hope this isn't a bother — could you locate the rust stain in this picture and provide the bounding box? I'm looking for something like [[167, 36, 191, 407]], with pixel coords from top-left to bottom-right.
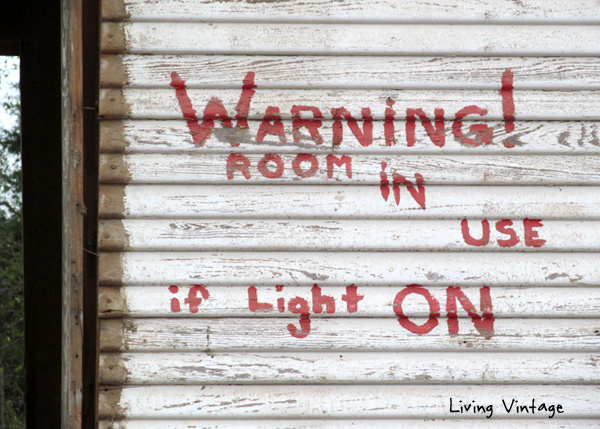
[[99, 121, 128, 153]]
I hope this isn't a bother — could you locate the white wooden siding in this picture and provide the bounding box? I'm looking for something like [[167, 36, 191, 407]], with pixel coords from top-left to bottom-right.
[[98, 352, 600, 385], [98, 421, 600, 429], [101, 55, 600, 90], [98, 219, 600, 252], [99, 318, 599, 352], [98, 252, 600, 286], [100, 120, 600, 154], [103, 0, 600, 23], [99, 185, 600, 220], [99, 88, 600, 120], [98, 0, 600, 425], [98, 286, 600, 318], [98, 385, 600, 419], [100, 154, 600, 185], [101, 23, 600, 56]]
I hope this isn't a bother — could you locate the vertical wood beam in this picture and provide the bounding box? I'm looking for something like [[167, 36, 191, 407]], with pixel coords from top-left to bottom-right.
[[62, 0, 84, 426]]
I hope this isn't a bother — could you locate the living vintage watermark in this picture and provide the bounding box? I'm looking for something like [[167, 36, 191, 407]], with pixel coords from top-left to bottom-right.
[[449, 397, 564, 419]]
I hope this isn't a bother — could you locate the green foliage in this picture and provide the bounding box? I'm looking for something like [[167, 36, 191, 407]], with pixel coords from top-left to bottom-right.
[[0, 56, 24, 428]]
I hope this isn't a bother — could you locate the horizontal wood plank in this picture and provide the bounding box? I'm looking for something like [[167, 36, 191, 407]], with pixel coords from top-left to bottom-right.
[[97, 285, 600, 318], [99, 317, 600, 353], [99, 185, 600, 220], [98, 352, 600, 385], [101, 23, 600, 56], [97, 420, 600, 429], [98, 251, 600, 287], [99, 120, 600, 154], [101, 55, 600, 90], [99, 88, 600, 121], [102, 0, 600, 24], [98, 219, 600, 252], [98, 384, 600, 419], [99, 154, 600, 185]]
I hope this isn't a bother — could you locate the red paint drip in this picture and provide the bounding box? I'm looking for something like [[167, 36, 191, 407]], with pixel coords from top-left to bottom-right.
[[232, 72, 257, 146], [276, 285, 284, 292], [170, 71, 204, 146], [408, 173, 426, 210], [392, 173, 402, 206], [384, 98, 397, 146], [500, 69, 515, 137], [392, 173, 426, 210], [380, 161, 390, 202]]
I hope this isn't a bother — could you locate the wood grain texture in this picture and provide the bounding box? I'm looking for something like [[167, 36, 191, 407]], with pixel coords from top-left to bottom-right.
[[97, 285, 600, 318], [101, 0, 600, 24], [101, 22, 126, 53], [98, 219, 600, 252], [98, 384, 600, 419], [101, 55, 600, 90], [98, 153, 600, 185], [95, 1, 600, 420], [97, 251, 600, 287], [101, 0, 128, 21], [101, 23, 600, 56], [99, 184, 600, 220], [99, 120, 600, 154], [99, 88, 600, 120], [97, 420, 600, 429], [99, 318, 600, 353], [98, 352, 600, 385]]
